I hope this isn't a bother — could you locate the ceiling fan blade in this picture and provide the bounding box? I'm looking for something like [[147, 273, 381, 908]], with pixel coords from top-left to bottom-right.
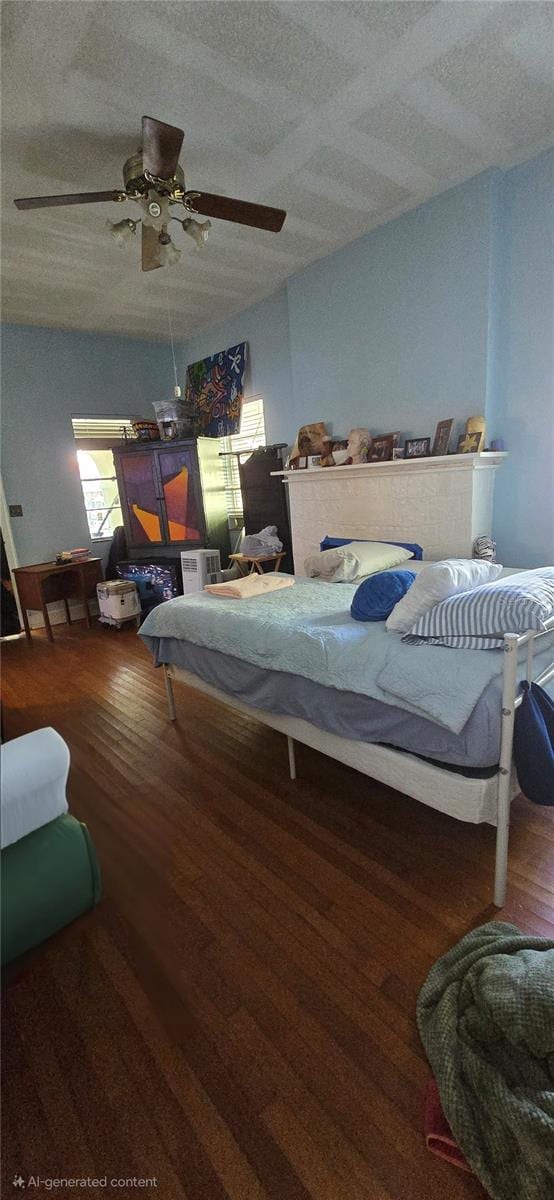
[[142, 116, 184, 180], [187, 191, 286, 233], [14, 190, 123, 210], [142, 224, 162, 272]]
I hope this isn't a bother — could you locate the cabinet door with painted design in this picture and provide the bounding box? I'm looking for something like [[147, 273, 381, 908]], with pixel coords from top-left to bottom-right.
[[156, 445, 204, 544], [116, 450, 165, 546]]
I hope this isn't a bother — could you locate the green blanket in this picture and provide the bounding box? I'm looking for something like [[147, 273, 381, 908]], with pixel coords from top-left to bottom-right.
[[417, 922, 554, 1200]]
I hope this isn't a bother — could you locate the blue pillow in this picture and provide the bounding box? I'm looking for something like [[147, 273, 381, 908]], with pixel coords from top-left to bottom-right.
[[351, 570, 416, 622]]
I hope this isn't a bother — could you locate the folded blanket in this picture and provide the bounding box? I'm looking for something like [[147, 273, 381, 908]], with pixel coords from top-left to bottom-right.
[[204, 574, 294, 599], [417, 921, 554, 1200]]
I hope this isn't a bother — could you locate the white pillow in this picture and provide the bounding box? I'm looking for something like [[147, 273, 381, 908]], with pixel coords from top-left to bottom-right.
[[305, 541, 413, 583], [385, 558, 503, 632]]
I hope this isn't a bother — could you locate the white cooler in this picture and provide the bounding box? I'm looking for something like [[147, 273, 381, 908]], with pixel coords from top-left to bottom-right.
[[97, 580, 141, 627]]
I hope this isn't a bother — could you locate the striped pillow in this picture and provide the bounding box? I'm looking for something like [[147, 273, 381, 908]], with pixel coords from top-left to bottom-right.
[[404, 568, 554, 649]]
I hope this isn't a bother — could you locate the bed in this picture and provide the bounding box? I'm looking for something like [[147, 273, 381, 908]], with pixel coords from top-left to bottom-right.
[[139, 567, 554, 906]]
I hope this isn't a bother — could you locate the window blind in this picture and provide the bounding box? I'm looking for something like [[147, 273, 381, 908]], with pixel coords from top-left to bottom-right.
[[220, 397, 266, 517], [72, 418, 136, 440]]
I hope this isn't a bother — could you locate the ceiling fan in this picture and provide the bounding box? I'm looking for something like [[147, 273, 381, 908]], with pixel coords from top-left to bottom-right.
[[14, 115, 287, 271]]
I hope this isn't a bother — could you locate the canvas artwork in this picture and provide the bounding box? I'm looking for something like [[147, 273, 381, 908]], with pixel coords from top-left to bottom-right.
[[185, 342, 247, 437], [290, 422, 328, 467]]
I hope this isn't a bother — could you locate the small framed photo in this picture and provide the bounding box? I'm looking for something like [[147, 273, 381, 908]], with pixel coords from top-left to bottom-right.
[[392, 447, 405, 460], [404, 437, 431, 459], [432, 418, 454, 457], [370, 434, 394, 462], [291, 456, 308, 470], [457, 431, 481, 454]]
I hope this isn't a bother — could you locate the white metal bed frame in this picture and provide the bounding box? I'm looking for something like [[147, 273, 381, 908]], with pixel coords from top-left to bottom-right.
[[163, 618, 554, 908]]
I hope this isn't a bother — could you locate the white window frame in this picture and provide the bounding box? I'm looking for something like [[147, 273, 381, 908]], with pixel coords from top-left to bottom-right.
[[72, 418, 136, 541], [219, 397, 266, 519]]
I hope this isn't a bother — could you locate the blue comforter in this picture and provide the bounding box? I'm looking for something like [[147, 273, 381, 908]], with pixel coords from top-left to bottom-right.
[[139, 577, 554, 736]]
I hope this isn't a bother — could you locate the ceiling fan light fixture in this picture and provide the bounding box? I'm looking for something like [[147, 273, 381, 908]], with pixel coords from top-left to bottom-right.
[[106, 217, 138, 246], [158, 234, 181, 267], [182, 217, 211, 250]]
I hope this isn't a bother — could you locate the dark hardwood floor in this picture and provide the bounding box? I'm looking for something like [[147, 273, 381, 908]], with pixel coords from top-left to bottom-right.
[[2, 621, 553, 1200]]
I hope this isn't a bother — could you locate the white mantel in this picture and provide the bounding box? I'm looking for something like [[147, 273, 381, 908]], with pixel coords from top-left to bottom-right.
[[272, 452, 507, 571]]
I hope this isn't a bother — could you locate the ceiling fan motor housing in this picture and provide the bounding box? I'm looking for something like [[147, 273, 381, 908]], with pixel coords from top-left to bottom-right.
[[123, 153, 185, 198]]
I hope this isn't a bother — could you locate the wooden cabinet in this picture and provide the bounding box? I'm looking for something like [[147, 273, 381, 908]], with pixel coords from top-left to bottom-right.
[[113, 438, 229, 560]]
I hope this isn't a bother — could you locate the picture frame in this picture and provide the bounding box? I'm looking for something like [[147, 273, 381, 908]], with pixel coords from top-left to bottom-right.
[[432, 418, 454, 457], [457, 431, 481, 454], [404, 437, 431, 459], [370, 434, 394, 462]]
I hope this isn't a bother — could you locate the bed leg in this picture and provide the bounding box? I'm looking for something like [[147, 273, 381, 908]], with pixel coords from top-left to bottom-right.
[[493, 633, 519, 906], [164, 665, 177, 722], [494, 776, 510, 908], [287, 736, 296, 781]]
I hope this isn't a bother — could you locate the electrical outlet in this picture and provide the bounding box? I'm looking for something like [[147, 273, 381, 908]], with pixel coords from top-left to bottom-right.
[[8, 504, 23, 517]]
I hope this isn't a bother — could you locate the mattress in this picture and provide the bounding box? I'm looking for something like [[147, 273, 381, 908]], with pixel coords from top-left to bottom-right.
[[145, 635, 505, 769], [140, 573, 528, 736]]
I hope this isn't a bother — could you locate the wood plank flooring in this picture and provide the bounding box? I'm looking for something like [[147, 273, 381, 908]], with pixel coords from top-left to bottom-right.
[[2, 622, 553, 1200]]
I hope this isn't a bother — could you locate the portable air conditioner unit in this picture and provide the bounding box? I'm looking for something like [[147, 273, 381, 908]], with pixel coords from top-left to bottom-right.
[[97, 580, 141, 627], [181, 549, 222, 593]]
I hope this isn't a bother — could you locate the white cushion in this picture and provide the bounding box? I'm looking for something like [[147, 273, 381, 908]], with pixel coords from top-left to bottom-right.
[[305, 541, 413, 583], [385, 558, 503, 633], [0, 727, 69, 849]]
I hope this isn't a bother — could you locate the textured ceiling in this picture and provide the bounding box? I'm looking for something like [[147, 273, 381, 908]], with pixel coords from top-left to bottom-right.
[[1, 0, 552, 342]]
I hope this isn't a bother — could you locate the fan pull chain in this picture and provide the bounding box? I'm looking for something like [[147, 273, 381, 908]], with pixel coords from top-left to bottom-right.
[[165, 284, 180, 394]]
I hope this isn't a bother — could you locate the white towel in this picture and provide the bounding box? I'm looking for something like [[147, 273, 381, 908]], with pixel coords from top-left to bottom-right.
[[204, 574, 294, 599]]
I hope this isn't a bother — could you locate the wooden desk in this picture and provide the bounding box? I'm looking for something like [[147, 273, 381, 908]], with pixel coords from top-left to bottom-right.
[[229, 552, 286, 576], [13, 558, 104, 643]]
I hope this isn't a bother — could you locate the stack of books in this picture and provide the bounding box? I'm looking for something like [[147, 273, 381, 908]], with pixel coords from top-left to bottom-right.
[[56, 548, 90, 563]]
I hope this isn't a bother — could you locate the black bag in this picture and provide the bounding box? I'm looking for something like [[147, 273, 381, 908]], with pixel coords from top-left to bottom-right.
[[513, 681, 554, 806]]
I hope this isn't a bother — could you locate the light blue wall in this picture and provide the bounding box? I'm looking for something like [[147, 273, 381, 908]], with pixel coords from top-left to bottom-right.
[[1, 324, 170, 564], [181, 154, 553, 566], [286, 173, 492, 442], [181, 286, 293, 445], [488, 151, 554, 567]]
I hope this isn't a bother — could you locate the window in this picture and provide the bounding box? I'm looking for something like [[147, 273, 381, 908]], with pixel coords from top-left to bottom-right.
[[73, 418, 136, 540], [219, 397, 266, 518]]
